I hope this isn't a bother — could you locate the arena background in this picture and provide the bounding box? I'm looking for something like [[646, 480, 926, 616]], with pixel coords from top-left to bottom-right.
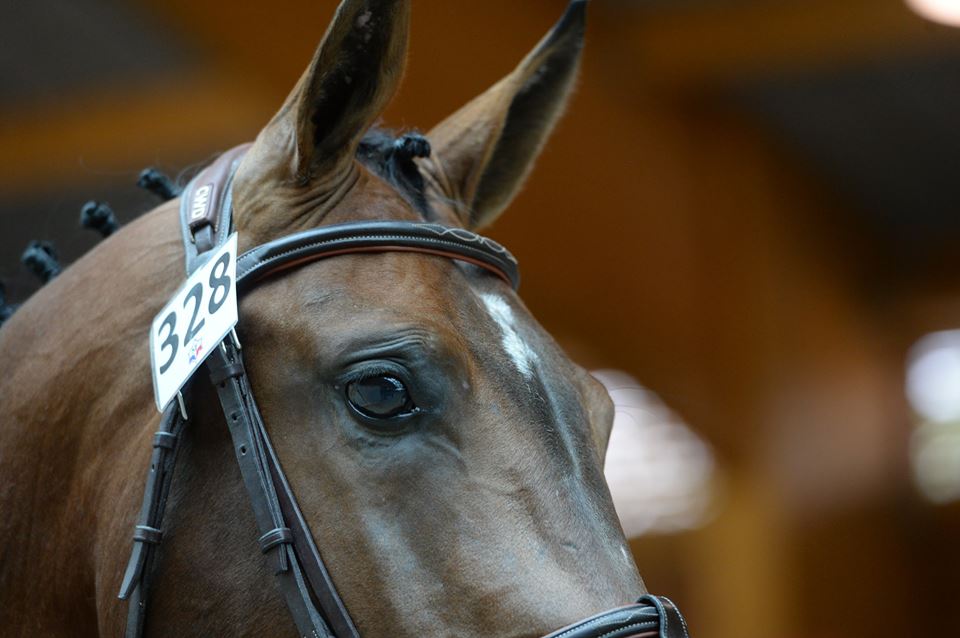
[[3, 1, 960, 636]]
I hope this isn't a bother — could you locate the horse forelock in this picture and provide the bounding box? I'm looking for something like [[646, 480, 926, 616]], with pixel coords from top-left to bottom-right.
[[356, 128, 436, 220]]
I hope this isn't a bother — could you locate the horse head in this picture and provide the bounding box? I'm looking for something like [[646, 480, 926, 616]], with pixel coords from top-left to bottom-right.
[[0, 1, 665, 637], [219, 1, 646, 634]]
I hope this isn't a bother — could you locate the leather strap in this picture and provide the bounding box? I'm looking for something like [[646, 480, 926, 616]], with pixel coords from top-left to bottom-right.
[[236, 221, 520, 292], [119, 149, 247, 634], [178, 145, 250, 273], [636, 595, 690, 638], [542, 596, 690, 638], [205, 342, 339, 638], [118, 401, 189, 638], [122, 147, 346, 638], [259, 384, 359, 638], [181, 149, 346, 638]]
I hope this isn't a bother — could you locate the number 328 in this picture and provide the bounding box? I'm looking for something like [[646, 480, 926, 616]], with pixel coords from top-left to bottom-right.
[[156, 252, 232, 375]]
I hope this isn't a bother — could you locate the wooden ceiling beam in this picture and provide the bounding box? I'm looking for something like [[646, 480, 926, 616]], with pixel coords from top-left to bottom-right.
[[597, 0, 960, 91], [0, 69, 274, 196], [3, 0, 958, 195]]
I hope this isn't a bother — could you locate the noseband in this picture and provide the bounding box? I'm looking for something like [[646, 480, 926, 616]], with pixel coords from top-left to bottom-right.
[[119, 147, 691, 638]]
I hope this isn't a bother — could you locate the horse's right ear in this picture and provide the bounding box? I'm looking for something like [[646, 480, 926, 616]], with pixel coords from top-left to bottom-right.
[[240, 0, 410, 199], [422, 0, 587, 230]]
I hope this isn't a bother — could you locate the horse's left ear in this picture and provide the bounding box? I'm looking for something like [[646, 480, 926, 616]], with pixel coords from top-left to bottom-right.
[[242, 0, 410, 191], [289, 0, 410, 183], [423, 1, 587, 230]]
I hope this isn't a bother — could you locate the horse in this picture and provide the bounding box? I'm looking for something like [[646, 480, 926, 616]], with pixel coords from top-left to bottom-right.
[[0, 1, 687, 636]]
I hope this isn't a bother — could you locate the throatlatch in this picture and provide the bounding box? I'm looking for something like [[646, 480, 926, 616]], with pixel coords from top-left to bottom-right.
[[119, 146, 692, 638]]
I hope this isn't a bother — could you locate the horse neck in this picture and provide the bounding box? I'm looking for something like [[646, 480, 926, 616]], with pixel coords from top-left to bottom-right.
[[0, 200, 197, 627]]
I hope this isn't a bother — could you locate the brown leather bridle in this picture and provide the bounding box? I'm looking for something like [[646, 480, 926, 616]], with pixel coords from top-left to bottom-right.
[[119, 147, 691, 638]]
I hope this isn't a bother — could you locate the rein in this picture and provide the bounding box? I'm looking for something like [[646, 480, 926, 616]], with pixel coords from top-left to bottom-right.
[[119, 146, 691, 638]]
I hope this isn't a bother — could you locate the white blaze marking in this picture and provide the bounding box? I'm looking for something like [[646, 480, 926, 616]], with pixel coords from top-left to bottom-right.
[[480, 293, 537, 379]]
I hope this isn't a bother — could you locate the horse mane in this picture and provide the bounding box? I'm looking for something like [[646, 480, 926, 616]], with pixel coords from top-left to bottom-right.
[[0, 127, 435, 329]]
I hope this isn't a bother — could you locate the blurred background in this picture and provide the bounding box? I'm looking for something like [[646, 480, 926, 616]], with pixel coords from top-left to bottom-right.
[[3, 0, 960, 636]]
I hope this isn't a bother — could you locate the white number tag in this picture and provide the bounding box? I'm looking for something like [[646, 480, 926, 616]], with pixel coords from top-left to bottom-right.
[[150, 234, 239, 411]]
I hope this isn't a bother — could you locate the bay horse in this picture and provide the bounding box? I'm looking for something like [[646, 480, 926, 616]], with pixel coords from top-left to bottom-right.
[[0, 1, 687, 636]]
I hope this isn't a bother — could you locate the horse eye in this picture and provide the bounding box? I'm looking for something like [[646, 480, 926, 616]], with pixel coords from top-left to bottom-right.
[[345, 375, 418, 420]]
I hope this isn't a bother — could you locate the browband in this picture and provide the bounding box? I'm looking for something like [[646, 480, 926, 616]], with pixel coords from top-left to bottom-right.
[[236, 220, 520, 293], [120, 146, 690, 638]]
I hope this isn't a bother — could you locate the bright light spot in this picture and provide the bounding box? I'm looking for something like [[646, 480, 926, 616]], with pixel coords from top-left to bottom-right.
[[908, 331, 960, 504], [595, 370, 715, 538], [912, 422, 960, 503], [906, 0, 960, 27], [906, 331, 960, 422]]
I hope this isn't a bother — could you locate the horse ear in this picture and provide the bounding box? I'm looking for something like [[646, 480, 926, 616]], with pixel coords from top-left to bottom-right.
[[256, 0, 410, 185], [423, 1, 587, 230]]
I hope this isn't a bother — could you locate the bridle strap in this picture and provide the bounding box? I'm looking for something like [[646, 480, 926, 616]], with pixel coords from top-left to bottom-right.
[[204, 342, 347, 638], [236, 221, 519, 292], [186, 148, 357, 637], [121, 146, 355, 638], [178, 144, 250, 273], [542, 596, 690, 638], [119, 146, 691, 638], [117, 401, 188, 637], [125, 157, 278, 632]]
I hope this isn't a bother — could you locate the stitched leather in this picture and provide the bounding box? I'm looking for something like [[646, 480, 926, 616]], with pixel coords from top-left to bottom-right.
[[636, 596, 690, 638], [178, 145, 249, 273], [236, 221, 520, 292], [543, 597, 690, 638]]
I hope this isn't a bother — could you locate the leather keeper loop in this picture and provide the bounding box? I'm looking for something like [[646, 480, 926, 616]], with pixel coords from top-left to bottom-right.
[[133, 526, 163, 545], [152, 432, 177, 450], [209, 362, 245, 386], [258, 527, 294, 554], [193, 225, 214, 253]]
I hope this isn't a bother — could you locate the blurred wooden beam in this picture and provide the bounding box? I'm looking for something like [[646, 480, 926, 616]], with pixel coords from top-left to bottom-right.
[[598, 0, 960, 91], [149, 0, 960, 93], [4, 0, 958, 198], [0, 70, 274, 195]]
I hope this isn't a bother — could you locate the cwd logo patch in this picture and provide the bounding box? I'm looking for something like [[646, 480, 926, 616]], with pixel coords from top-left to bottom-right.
[[191, 184, 213, 222], [187, 336, 204, 365]]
